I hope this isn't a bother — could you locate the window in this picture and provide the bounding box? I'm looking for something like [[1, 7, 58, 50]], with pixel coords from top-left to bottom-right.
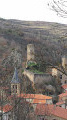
[[15, 85, 17, 93], [13, 85, 14, 88], [60, 75, 62, 79], [16, 85, 17, 89]]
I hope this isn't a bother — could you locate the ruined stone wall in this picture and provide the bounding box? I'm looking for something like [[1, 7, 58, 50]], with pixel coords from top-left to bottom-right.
[[23, 69, 34, 82], [23, 69, 52, 84], [34, 73, 52, 84], [62, 56, 67, 68], [62, 74, 67, 84], [51, 67, 67, 85], [27, 44, 35, 62]]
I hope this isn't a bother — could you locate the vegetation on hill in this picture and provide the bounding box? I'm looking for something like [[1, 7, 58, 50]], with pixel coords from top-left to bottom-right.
[[0, 18, 67, 66], [0, 18, 67, 96]]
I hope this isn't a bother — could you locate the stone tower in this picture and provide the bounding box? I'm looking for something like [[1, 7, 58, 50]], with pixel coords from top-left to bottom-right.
[[27, 44, 35, 62], [11, 68, 20, 95], [62, 55, 67, 69]]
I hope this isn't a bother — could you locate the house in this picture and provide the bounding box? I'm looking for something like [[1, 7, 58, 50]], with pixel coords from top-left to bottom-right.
[[51, 55, 67, 85], [18, 93, 52, 104], [0, 104, 13, 120], [58, 91, 67, 101], [35, 104, 67, 120], [61, 84, 67, 92], [56, 101, 67, 109]]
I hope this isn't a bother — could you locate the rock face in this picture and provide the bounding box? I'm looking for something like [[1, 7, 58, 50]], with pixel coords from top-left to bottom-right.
[[2, 49, 22, 68]]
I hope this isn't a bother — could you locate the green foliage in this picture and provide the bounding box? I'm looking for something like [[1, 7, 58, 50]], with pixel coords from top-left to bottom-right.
[[22, 69, 24, 73], [29, 69, 44, 74], [7, 29, 12, 33], [27, 62, 45, 73], [27, 62, 37, 67], [12, 48, 15, 51]]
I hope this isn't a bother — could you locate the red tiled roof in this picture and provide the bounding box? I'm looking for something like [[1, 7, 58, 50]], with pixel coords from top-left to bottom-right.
[[34, 94, 52, 100], [35, 104, 67, 119], [62, 84, 67, 89], [56, 101, 65, 106], [0, 104, 13, 112], [33, 99, 46, 104], [18, 94, 52, 100], [58, 91, 67, 98], [8, 94, 52, 104], [19, 94, 35, 99]]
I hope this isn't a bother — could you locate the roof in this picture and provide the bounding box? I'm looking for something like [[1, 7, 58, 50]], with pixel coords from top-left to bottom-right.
[[0, 104, 13, 113], [62, 84, 67, 89], [19, 93, 52, 100], [58, 91, 67, 98], [33, 99, 46, 104], [18, 94, 52, 104], [56, 101, 65, 106], [11, 68, 20, 84], [35, 104, 67, 119]]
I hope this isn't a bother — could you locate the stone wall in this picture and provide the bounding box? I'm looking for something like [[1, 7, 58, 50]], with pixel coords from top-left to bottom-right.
[[11, 83, 20, 95], [27, 44, 35, 62], [23, 69, 52, 84], [62, 74, 67, 84], [34, 73, 52, 84], [23, 69, 34, 82], [62, 56, 67, 68], [52, 67, 67, 85]]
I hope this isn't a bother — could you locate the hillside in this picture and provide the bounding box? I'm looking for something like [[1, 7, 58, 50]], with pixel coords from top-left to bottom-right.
[[0, 18, 67, 71]]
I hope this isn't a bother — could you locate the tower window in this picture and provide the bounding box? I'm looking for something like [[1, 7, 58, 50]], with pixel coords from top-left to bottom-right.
[[60, 75, 62, 79], [15, 85, 17, 93], [13, 85, 14, 89], [16, 85, 17, 89]]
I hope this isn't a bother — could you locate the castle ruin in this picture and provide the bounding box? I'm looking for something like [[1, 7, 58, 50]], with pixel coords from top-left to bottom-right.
[[27, 44, 35, 62]]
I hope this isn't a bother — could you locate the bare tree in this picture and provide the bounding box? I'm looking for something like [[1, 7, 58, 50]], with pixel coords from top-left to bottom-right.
[[48, 0, 67, 18]]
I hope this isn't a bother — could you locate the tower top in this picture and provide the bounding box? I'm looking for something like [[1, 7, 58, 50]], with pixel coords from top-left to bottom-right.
[[11, 68, 20, 84], [62, 55, 67, 68], [27, 44, 35, 62]]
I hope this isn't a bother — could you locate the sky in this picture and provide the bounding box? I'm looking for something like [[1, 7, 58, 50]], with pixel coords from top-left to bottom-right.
[[0, 0, 67, 24]]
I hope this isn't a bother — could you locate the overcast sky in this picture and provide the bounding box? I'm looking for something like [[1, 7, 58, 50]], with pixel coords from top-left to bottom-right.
[[0, 0, 67, 24]]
